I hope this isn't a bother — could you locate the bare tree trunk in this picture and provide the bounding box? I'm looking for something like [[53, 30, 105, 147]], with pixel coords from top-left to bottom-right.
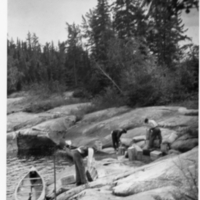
[[95, 63, 124, 95]]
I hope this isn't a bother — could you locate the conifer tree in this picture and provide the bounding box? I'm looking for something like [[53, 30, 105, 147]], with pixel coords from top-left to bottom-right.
[[66, 23, 82, 86], [113, 0, 147, 39], [82, 0, 113, 63], [144, 0, 189, 67]]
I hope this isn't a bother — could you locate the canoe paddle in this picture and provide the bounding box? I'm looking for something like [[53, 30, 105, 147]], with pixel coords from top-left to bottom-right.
[[54, 153, 57, 200]]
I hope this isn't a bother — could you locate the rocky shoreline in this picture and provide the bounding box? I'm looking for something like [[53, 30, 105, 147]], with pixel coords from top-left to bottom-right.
[[7, 92, 198, 200]]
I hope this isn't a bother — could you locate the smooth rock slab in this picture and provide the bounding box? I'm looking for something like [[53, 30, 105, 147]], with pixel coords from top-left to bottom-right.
[[79, 185, 179, 200], [178, 107, 198, 116], [7, 111, 57, 132], [150, 151, 162, 161], [171, 138, 198, 152], [162, 132, 178, 144], [47, 103, 91, 116], [82, 106, 130, 123], [113, 148, 198, 196], [7, 97, 25, 114]]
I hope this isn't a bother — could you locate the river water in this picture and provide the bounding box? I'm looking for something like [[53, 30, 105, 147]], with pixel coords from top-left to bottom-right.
[[7, 151, 70, 200]]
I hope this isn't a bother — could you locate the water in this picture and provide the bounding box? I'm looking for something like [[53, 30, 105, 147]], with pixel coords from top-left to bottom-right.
[[7, 151, 70, 200]]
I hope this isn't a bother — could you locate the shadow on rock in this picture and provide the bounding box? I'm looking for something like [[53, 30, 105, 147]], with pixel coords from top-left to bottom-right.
[[16, 132, 58, 156]]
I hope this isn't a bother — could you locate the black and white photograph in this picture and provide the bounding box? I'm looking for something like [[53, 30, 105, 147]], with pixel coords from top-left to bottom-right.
[[5, 0, 199, 200]]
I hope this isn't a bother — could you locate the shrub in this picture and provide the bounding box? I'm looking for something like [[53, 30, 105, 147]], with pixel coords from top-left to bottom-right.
[[92, 87, 126, 109], [23, 95, 88, 113], [177, 127, 199, 139], [69, 104, 98, 122], [7, 56, 24, 94], [157, 45, 199, 105], [104, 38, 161, 107], [124, 73, 160, 107], [23, 99, 66, 113], [73, 89, 91, 99], [24, 81, 67, 99], [68, 87, 126, 121]]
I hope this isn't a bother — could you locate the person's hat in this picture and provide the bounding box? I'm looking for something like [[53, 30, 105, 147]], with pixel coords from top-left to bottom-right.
[[120, 127, 127, 133], [65, 140, 72, 146], [29, 166, 36, 172]]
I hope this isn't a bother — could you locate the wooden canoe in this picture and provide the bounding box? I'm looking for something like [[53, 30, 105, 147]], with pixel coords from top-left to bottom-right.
[[14, 166, 46, 200]]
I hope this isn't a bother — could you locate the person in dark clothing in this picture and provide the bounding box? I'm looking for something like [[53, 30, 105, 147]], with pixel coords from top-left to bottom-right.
[[148, 128, 162, 149], [56, 140, 95, 186], [72, 146, 94, 186], [111, 128, 127, 151], [29, 166, 38, 184], [144, 118, 162, 149]]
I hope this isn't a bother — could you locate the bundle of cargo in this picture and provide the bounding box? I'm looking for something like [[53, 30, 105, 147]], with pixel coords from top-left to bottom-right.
[[150, 150, 162, 161], [118, 146, 126, 155], [61, 175, 75, 187], [86, 166, 98, 181], [95, 141, 103, 151], [128, 144, 142, 161]]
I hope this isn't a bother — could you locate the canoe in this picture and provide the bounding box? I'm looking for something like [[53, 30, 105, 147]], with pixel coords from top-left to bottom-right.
[[14, 166, 46, 200]]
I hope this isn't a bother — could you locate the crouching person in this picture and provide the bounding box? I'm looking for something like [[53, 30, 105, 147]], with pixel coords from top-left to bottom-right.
[[144, 118, 162, 150], [111, 128, 127, 151]]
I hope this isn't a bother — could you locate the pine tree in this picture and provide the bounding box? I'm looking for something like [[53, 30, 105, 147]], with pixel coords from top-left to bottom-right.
[[66, 23, 83, 87], [81, 9, 96, 52], [113, 0, 147, 39], [57, 41, 66, 83], [145, 0, 189, 67], [7, 38, 24, 93], [140, 0, 198, 16], [82, 0, 113, 63]]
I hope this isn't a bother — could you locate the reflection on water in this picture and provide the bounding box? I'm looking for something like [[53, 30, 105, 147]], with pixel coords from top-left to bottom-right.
[[7, 151, 70, 200]]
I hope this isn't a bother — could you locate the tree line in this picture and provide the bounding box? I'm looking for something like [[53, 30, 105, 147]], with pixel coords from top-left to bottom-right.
[[7, 0, 199, 107]]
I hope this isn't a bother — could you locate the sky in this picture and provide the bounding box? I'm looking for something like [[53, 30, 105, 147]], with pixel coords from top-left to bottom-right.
[[8, 0, 98, 45], [181, 9, 199, 45], [7, 0, 199, 46]]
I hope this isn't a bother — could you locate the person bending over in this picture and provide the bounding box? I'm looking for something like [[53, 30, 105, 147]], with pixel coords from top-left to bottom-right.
[[72, 146, 94, 186], [111, 128, 127, 151], [144, 118, 162, 149], [56, 140, 95, 186]]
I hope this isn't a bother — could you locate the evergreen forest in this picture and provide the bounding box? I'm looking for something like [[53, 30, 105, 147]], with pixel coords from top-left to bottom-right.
[[7, 0, 199, 108]]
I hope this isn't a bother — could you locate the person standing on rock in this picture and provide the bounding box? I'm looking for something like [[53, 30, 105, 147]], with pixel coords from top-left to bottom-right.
[[144, 118, 162, 149], [72, 145, 95, 186], [62, 141, 95, 186], [56, 140, 96, 186], [111, 128, 127, 151]]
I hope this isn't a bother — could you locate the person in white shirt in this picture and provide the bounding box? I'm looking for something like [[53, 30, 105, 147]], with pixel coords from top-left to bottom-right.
[[144, 118, 162, 149]]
